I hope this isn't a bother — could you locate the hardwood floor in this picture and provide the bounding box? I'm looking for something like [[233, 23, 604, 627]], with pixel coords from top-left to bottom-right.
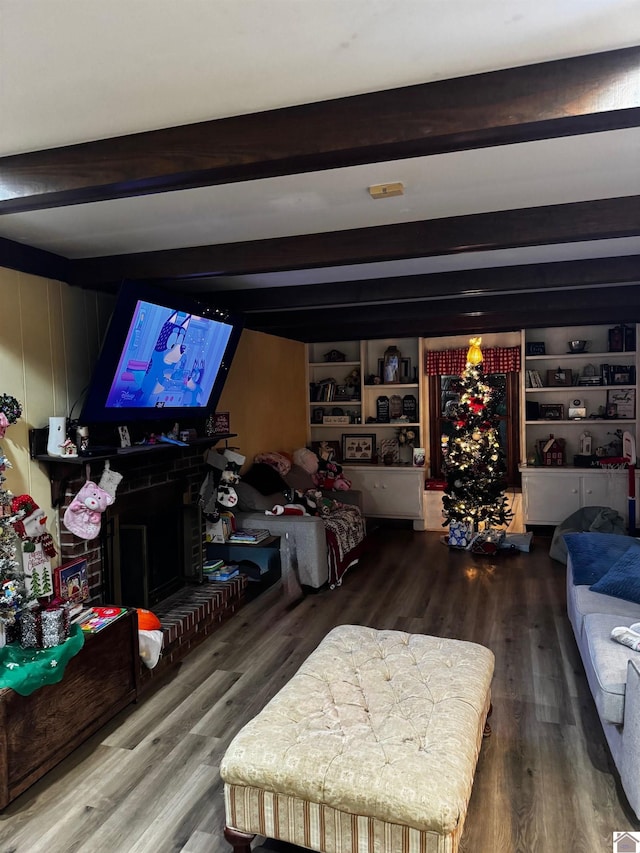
[[0, 527, 638, 852]]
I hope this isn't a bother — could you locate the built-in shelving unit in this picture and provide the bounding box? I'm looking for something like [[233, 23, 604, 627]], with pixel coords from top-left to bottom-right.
[[306, 338, 426, 528], [520, 324, 638, 525]]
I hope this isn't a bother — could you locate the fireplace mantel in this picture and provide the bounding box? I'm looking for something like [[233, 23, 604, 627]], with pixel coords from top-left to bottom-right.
[[29, 430, 236, 506]]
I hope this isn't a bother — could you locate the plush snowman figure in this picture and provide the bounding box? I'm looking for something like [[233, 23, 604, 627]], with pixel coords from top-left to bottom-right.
[[11, 495, 57, 556]]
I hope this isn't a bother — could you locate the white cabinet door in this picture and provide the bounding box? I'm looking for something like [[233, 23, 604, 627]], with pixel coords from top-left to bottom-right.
[[522, 471, 581, 525], [580, 471, 630, 521], [343, 466, 424, 521], [522, 468, 634, 525]]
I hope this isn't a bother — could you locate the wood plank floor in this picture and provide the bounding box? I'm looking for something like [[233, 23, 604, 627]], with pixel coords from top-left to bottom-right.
[[0, 527, 638, 852]]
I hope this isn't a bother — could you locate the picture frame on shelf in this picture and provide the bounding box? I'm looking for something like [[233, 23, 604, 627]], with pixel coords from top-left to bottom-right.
[[311, 440, 342, 463], [612, 370, 632, 385], [606, 388, 636, 419], [546, 368, 573, 387], [342, 433, 376, 463], [412, 447, 426, 467], [526, 342, 546, 356], [539, 403, 565, 420], [379, 437, 400, 465], [400, 357, 411, 383]]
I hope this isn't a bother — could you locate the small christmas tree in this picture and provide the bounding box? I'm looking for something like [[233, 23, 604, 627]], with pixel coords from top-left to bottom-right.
[[0, 396, 30, 634], [441, 338, 512, 530]]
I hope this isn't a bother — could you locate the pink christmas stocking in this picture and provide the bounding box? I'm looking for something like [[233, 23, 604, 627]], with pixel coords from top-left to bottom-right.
[[63, 481, 114, 540]]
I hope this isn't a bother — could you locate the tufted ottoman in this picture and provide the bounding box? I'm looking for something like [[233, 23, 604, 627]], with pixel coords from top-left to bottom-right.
[[221, 625, 494, 853]]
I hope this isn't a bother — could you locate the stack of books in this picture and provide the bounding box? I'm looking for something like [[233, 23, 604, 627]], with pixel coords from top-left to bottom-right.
[[204, 565, 240, 582], [228, 529, 271, 544], [525, 369, 544, 388]]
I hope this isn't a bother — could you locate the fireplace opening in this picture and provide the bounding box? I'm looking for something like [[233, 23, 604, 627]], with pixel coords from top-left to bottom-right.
[[102, 480, 192, 608]]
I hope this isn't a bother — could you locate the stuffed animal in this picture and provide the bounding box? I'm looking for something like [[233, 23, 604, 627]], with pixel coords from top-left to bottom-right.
[[63, 481, 114, 540], [293, 447, 318, 475], [11, 494, 57, 556]]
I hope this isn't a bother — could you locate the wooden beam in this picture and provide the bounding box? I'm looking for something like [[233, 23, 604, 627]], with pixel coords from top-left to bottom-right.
[[2, 47, 639, 214], [69, 195, 640, 286], [210, 254, 640, 312], [241, 284, 640, 341], [0, 236, 71, 282]]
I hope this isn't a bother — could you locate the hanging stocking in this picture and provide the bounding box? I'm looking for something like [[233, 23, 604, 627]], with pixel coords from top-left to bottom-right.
[[63, 481, 114, 540], [99, 460, 123, 501]]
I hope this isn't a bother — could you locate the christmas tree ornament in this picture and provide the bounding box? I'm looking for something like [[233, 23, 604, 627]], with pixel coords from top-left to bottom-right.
[[63, 481, 114, 540], [0, 395, 22, 428]]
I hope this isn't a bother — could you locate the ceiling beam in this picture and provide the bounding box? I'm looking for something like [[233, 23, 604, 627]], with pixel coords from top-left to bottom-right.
[[0, 235, 71, 282], [2, 47, 639, 214], [242, 284, 640, 342], [209, 254, 640, 312], [70, 195, 640, 286]]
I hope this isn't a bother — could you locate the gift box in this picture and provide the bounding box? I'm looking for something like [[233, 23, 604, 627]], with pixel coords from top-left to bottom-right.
[[448, 520, 474, 549], [20, 605, 70, 649]]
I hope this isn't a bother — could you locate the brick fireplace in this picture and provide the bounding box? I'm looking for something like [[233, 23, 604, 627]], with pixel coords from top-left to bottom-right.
[[54, 442, 247, 686], [57, 443, 207, 602]]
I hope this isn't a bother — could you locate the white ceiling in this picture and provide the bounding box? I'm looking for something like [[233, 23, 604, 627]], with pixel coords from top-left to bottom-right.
[[1, 0, 639, 297]]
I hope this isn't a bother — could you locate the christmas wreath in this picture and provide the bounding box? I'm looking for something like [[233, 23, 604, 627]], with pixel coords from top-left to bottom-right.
[[0, 394, 22, 424]]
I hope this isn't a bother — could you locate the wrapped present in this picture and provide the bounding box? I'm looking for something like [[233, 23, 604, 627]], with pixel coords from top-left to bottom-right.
[[20, 604, 70, 649], [448, 520, 474, 549]]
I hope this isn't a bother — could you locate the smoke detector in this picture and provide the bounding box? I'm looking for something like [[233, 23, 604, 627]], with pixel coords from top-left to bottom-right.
[[368, 182, 404, 199]]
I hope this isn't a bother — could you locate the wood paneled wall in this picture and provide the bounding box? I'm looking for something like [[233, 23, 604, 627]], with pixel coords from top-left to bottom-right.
[[0, 267, 308, 554], [0, 267, 113, 529]]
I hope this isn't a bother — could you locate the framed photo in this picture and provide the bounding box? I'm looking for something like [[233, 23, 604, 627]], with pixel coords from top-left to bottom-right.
[[379, 437, 400, 464], [546, 368, 573, 387], [400, 357, 412, 382], [607, 388, 635, 419], [342, 433, 376, 463], [413, 447, 426, 467], [53, 558, 90, 604], [539, 403, 565, 420], [311, 440, 342, 463], [612, 371, 631, 385]]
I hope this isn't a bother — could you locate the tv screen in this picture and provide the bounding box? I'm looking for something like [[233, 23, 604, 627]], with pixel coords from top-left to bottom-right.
[[80, 282, 243, 425]]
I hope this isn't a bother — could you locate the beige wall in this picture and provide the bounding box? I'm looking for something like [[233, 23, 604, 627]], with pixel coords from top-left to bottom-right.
[[0, 266, 308, 548], [217, 327, 307, 468]]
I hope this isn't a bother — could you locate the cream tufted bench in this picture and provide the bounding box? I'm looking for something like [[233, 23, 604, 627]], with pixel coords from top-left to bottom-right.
[[220, 625, 494, 853]]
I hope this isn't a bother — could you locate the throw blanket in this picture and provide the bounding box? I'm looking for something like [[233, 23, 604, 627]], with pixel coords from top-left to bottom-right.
[[322, 504, 366, 588]]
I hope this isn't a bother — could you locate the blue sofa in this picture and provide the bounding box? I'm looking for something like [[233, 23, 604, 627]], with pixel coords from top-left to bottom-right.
[[565, 532, 640, 818]]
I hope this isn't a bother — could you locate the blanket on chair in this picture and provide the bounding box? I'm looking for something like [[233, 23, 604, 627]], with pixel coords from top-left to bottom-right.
[[322, 504, 366, 588]]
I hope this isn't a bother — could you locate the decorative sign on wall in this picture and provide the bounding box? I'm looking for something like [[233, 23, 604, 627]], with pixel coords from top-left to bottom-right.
[[402, 395, 418, 422], [376, 396, 390, 423], [389, 395, 403, 420], [213, 411, 231, 433]]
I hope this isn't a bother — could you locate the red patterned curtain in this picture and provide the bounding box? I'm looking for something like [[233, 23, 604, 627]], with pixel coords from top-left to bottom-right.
[[425, 346, 521, 375]]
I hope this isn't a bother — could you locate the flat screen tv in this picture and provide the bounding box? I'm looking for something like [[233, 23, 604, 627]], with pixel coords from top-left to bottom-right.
[[80, 282, 243, 425]]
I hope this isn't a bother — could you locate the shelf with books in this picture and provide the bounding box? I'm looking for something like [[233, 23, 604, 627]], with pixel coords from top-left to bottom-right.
[[521, 324, 639, 525]]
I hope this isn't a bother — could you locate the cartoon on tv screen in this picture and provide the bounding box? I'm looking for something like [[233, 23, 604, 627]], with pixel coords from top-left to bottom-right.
[[105, 300, 233, 409]]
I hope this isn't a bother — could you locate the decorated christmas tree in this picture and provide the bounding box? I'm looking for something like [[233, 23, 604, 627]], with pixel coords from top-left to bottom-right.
[[441, 338, 512, 530], [0, 396, 30, 635]]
